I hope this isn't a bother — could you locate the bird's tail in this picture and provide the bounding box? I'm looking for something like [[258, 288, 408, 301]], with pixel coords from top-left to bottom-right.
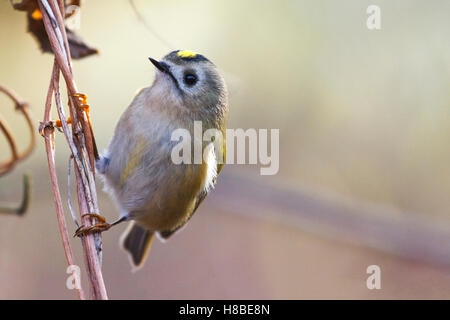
[[120, 222, 155, 271]]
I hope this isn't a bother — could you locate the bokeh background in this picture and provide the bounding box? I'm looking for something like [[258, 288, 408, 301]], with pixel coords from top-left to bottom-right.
[[1, 0, 450, 299]]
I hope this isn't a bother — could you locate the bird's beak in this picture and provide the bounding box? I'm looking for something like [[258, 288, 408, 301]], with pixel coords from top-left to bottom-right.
[[148, 57, 170, 74]]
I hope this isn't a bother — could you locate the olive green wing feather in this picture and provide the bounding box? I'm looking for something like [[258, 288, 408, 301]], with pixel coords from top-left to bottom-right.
[[159, 141, 225, 239]]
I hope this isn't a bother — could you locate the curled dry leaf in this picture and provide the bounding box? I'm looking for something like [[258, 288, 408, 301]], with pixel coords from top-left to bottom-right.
[[11, 0, 98, 59]]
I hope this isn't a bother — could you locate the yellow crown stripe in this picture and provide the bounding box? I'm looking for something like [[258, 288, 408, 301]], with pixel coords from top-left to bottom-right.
[[177, 50, 197, 58]]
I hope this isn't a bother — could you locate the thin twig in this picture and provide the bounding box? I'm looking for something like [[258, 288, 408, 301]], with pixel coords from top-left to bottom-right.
[[0, 85, 35, 216], [129, 0, 173, 49], [40, 61, 85, 299], [67, 155, 79, 227], [38, 0, 108, 299], [0, 174, 31, 216], [0, 85, 35, 176], [0, 115, 18, 174]]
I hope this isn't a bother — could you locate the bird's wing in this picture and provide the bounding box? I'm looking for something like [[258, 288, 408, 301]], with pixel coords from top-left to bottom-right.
[[158, 140, 226, 239]]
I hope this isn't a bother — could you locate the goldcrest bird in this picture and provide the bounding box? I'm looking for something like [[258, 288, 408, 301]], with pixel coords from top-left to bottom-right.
[[95, 50, 228, 270]]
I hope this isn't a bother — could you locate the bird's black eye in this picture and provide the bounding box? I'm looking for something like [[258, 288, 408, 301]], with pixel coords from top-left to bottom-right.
[[183, 72, 198, 86]]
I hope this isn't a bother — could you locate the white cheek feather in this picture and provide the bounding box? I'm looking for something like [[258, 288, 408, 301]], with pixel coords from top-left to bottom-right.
[[203, 142, 218, 192]]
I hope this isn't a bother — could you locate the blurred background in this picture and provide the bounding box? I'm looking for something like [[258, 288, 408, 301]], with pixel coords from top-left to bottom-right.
[[1, 0, 450, 299]]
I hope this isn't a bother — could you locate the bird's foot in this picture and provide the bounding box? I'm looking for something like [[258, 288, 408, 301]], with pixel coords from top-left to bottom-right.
[[73, 214, 129, 237], [74, 213, 111, 237]]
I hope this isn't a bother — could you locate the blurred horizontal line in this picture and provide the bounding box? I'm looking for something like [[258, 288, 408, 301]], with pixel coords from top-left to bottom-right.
[[212, 170, 450, 267]]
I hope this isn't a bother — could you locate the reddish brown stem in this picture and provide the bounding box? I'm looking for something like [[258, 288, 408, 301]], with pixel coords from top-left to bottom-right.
[[41, 62, 85, 300], [0, 115, 18, 174], [38, 0, 108, 299], [0, 85, 35, 176]]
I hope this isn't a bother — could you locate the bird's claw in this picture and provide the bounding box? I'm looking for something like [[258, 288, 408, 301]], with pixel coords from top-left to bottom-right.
[[73, 213, 110, 237], [74, 223, 111, 237], [81, 213, 106, 223]]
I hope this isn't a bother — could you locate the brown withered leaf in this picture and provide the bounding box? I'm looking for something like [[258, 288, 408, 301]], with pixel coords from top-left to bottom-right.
[[65, 29, 99, 58], [11, 0, 98, 59], [10, 0, 38, 12]]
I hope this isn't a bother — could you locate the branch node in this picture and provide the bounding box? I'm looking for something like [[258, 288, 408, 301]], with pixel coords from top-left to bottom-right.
[[39, 120, 55, 137]]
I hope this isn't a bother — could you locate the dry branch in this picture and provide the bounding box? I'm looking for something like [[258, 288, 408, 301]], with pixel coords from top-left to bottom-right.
[[0, 174, 31, 216], [0, 85, 35, 216], [40, 62, 84, 299], [38, 0, 108, 299], [0, 85, 35, 176]]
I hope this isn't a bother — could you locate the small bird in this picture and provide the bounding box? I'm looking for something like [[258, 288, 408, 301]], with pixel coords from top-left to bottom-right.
[[94, 50, 228, 270]]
